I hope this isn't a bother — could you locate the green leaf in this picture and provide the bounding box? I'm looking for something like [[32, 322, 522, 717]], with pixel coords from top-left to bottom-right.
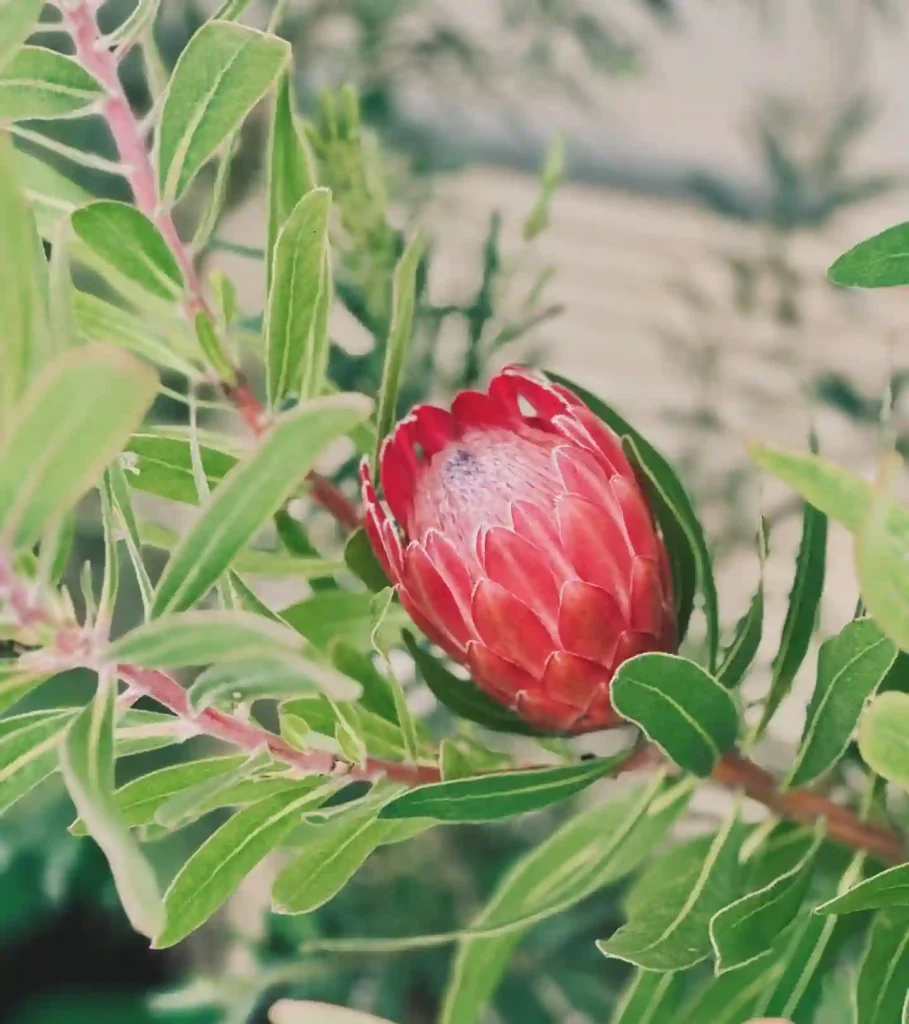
[[547, 374, 716, 661], [107, 610, 301, 669], [717, 520, 767, 686], [786, 619, 897, 787], [709, 824, 824, 973], [71, 201, 184, 302], [404, 632, 540, 735], [48, 217, 76, 355], [0, 345, 158, 549], [676, 955, 779, 1024], [282, 696, 414, 762], [156, 21, 290, 203], [106, 463, 154, 618], [58, 673, 163, 938], [378, 753, 627, 823], [213, 0, 256, 19], [859, 691, 909, 790], [0, 664, 48, 716], [818, 862, 909, 915], [758, 497, 827, 733], [104, 0, 161, 51], [523, 134, 564, 241], [115, 708, 195, 756], [154, 748, 273, 829], [330, 643, 397, 723], [189, 651, 359, 710], [0, 46, 103, 120], [857, 469, 909, 650], [855, 909, 909, 1024], [124, 432, 237, 505], [374, 232, 426, 457], [282, 590, 396, 653], [608, 970, 682, 1024], [266, 71, 316, 289], [14, 147, 93, 238], [0, 135, 47, 429], [611, 653, 739, 776], [597, 808, 743, 971], [265, 187, 332, 406], [272, 801, 404, 914], [749, 443, 867, 533], [0, 709, 73, 815], [751, 852, 864, 1019], [151, 394, 371, 614], [829, 223, 909, 288], [344, 528, 390, 592], [439, 779, 691, 1024], [0, 0, 43, 71], [155, 783, 333, 948]]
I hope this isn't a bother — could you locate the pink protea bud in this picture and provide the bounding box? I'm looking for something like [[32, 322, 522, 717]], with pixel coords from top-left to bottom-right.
[[360, 366, 676, 733]]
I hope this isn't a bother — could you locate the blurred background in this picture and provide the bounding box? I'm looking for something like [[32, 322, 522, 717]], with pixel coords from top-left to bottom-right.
[[4, 1, 909, 1021]]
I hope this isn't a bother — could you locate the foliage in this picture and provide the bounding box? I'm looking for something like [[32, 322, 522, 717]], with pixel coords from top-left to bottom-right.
[[2, 3, 909, 1024]]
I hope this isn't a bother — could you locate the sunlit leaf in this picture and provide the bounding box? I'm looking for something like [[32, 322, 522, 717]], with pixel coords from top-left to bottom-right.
[[0, 0, 43, 71], [0, 46, 103, 120], [858, 691, 909, 791]]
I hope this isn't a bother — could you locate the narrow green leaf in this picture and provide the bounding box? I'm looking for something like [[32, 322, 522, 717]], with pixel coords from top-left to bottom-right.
[[332, 699, 367, 767], [106, 463, 154, 618], [855, 909, 909, 1024], [818, 862, 909, 915], [0, 0, 43, 71], [107, 610, 301, 669], [0, 345, 158, 549], [608, 970, 682, 1024], [155, 783, 332, 947], [344, 528, 390, 592], [105, 0, 161, 51], [374, 232, 426, 457], [611, 653, 739, 776], [212, 0, 256, 19], [857, 469, 909, 650], [59, 673, 163, 938], [0, 134, 47, 428], [547, 374, 715, 660], [859, 691, 909, 790], [749, 443, 867, 533], [0, 664, 48, 716], [786, 619, 897, 787], [266, 71, 317, 289], [191, 130, 241, 250], [115, 708, 195, 756], [523, 134, 564, 241], [717, 519, 767, 686], [677, 955, 780, 1024], [265, 187, 332, 407], [14, 147, 93, 238], [0, 709, 73, 815], [71, 201, 184, 301], [378, 753, 627, 823], [829, 223, 909, 288], [189, 651, 359, 710], [330, 643, 397, 724], [709, 823, 824, 973], [439, 779, 690, 1024], [759, 498, 827, 733], [151, 394, 371, 614], [97, 470, 120, 625], [282, 695, 414, 762], [272, 802, 397, 914], [0, 46, 103, 120], [404, 632, 540, 735], [124, 432, 237, 505], [47, 217, 76, 355], [597, 807, 743, 971], [282, 590, 397, 653], [156, 21, 290, 203], [752, 852, 864, 1019], [154, 748, 272, 829]]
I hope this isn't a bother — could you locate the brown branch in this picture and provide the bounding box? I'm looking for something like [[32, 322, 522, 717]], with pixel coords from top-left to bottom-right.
[[58, 0, 360, 533]]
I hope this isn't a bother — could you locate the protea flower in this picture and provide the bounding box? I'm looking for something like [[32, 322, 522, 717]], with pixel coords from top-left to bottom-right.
[[360, 366, 676, 733]]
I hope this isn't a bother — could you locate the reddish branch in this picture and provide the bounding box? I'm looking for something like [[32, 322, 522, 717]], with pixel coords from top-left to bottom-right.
[[57, 0, 359, 531]]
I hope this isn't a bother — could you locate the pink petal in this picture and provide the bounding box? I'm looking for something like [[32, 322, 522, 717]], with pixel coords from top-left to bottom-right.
[[574, 686, 623, 730], [398, 588, 465, 661], [541, 651, 609, 709], [557, 495, 633, 601], [471, 579, 554, 677], [479, 527, 560, 622], [629, 557, 663, 635], [423, 529, 474, 615], [495, 365, 571, 421], [510, 500, 576, 580], [451, 389, 514, 430], [553, 444, 620, 511], [514, 689, 579, 732], [558, 579, 625, 663], [379, 420, 422, 529], [612, 475, 658, 561], [403, 544, 473, 652], [467, 642, 536, 706], [411, 405, 458, 457], [613, 630, 658, 668]]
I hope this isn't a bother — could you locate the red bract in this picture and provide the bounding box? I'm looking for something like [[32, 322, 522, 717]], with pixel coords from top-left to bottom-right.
[[360, 366, 676, 733]]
